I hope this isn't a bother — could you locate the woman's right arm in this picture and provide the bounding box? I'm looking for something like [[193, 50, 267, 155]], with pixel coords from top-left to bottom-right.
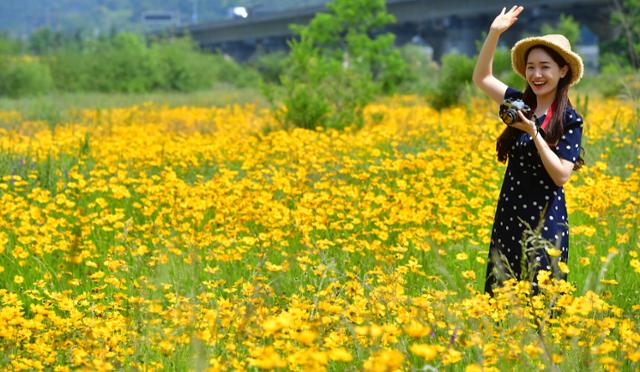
[[472, 6, 524, 104]]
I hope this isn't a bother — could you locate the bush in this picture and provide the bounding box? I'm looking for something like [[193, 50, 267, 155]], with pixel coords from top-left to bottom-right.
[[211, 54, 261, 89], [430, 53, 476, 110], [151, 38, 217, 92], [46, 48, 92, 92], [0, 57, 54, 98], [87, 33, 160, 93], [250, 51, 289, 84], [277, 76, 331, 130], [273, 43, 376, 130], [582, 56, 640, 99], [397, 44, 438, 95], [271, 0, 403, 130], [46, 35, 254, 93], [0, 31, 264, 96]]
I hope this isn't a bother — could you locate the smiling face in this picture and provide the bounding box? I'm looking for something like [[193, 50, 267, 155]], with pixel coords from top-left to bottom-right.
[[525, 47, 569, 100]]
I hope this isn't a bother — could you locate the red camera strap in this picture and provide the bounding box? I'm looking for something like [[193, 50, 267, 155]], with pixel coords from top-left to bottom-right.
[[540, 101, 556, 131]]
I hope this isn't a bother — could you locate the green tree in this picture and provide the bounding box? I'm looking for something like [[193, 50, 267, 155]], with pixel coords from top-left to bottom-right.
[[89, 32, 160, 93], [29, 28, 66, 55], [293, 0, 406, 93], [610, 0, 640, 69], [540, 14, 581, 47], [271, 0, 406, 130]]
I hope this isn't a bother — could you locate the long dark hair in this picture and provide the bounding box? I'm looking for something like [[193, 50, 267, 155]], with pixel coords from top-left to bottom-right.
[[496, 45, 584, 171]]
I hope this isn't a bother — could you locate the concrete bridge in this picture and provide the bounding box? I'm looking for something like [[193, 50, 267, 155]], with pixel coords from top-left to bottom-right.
[[173, 0, 613, 64]]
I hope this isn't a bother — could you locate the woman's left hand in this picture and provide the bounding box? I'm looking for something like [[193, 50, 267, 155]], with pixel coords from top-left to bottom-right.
[[509, 110, 537, 136]]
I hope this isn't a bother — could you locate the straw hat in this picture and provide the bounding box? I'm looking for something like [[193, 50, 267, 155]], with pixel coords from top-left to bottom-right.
[[511, 34, 584, 86]]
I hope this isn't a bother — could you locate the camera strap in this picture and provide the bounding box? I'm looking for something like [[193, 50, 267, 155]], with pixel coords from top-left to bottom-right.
[[540, 101, 556, 131]]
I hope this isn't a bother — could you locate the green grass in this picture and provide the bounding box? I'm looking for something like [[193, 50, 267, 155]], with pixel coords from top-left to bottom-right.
[[0, 84, 265, 124]]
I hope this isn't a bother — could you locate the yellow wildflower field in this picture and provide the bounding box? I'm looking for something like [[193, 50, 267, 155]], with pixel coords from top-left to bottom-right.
[[0, 97, 638, 370]]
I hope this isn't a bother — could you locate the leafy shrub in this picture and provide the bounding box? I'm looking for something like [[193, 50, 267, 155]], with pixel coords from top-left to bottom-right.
[[271, 0, 404, 130], [211, 54, 261, 89], [0, 29, 266, 96], [430, 53, 476, 110], [397, 44, 438, 95], [87, 33, 160, 93], [151, 37, 218, 92], [250, 51, 289, 84], [0, 57, 53, 98], [583, 56, 640, 99], [273, 42, 375, 130], [46, 48, 92, 92]]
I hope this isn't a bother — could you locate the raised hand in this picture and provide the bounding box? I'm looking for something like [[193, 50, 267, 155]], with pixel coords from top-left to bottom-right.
[[490, 5, 524, 34]]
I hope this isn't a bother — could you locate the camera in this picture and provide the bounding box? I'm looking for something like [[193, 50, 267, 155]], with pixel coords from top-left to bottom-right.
[[499, 98, 532, 125]]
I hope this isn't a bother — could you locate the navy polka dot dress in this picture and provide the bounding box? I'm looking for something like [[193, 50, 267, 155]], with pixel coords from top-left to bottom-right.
[[484, 87, 584, 295]]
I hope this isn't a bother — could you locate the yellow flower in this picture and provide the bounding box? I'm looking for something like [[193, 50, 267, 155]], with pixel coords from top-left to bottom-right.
[[0, 94, 637, 369], [616, 233, 628, 244], [89, 271, 105, 280], [249, 346, 287, 369], [546, 248, 561, 257], [558, 262, 569, 274], [442, 348, 462, 365], [462, 271, 476, 280], [404, 321, 430, 338], [600, 279, 618, 286], [524, 343, 544, 357], [328, 348, 353, 362], [630, 259, 640, 273], [14, 275, 24, 284], [363, 349, 403, 372], [465, 364, 483, 372], [410, 343, 442, 361], [599, 356, 620, 367], [265, 261, 287, 272], [293, 329, 318, 346]]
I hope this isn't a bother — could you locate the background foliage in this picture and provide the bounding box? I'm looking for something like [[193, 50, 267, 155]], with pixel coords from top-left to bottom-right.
[[0, 0, 638, 112], [268, 0, 406, 130], [0, 33, 259, 96]]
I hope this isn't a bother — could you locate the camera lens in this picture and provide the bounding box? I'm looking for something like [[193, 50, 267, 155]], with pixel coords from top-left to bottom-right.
[[501, 109, 517, 125]]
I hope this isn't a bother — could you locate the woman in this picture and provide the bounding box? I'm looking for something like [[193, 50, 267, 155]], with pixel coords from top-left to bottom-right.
[[472, 6, 585, 295]]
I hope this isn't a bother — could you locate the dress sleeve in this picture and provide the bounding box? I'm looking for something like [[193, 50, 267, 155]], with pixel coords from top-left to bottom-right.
[[554, 110, 584, 163], [504, 86, 523, 101]]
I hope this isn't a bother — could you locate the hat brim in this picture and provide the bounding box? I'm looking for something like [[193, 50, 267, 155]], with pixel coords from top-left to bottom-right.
[[511, 37, 584, 86]]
